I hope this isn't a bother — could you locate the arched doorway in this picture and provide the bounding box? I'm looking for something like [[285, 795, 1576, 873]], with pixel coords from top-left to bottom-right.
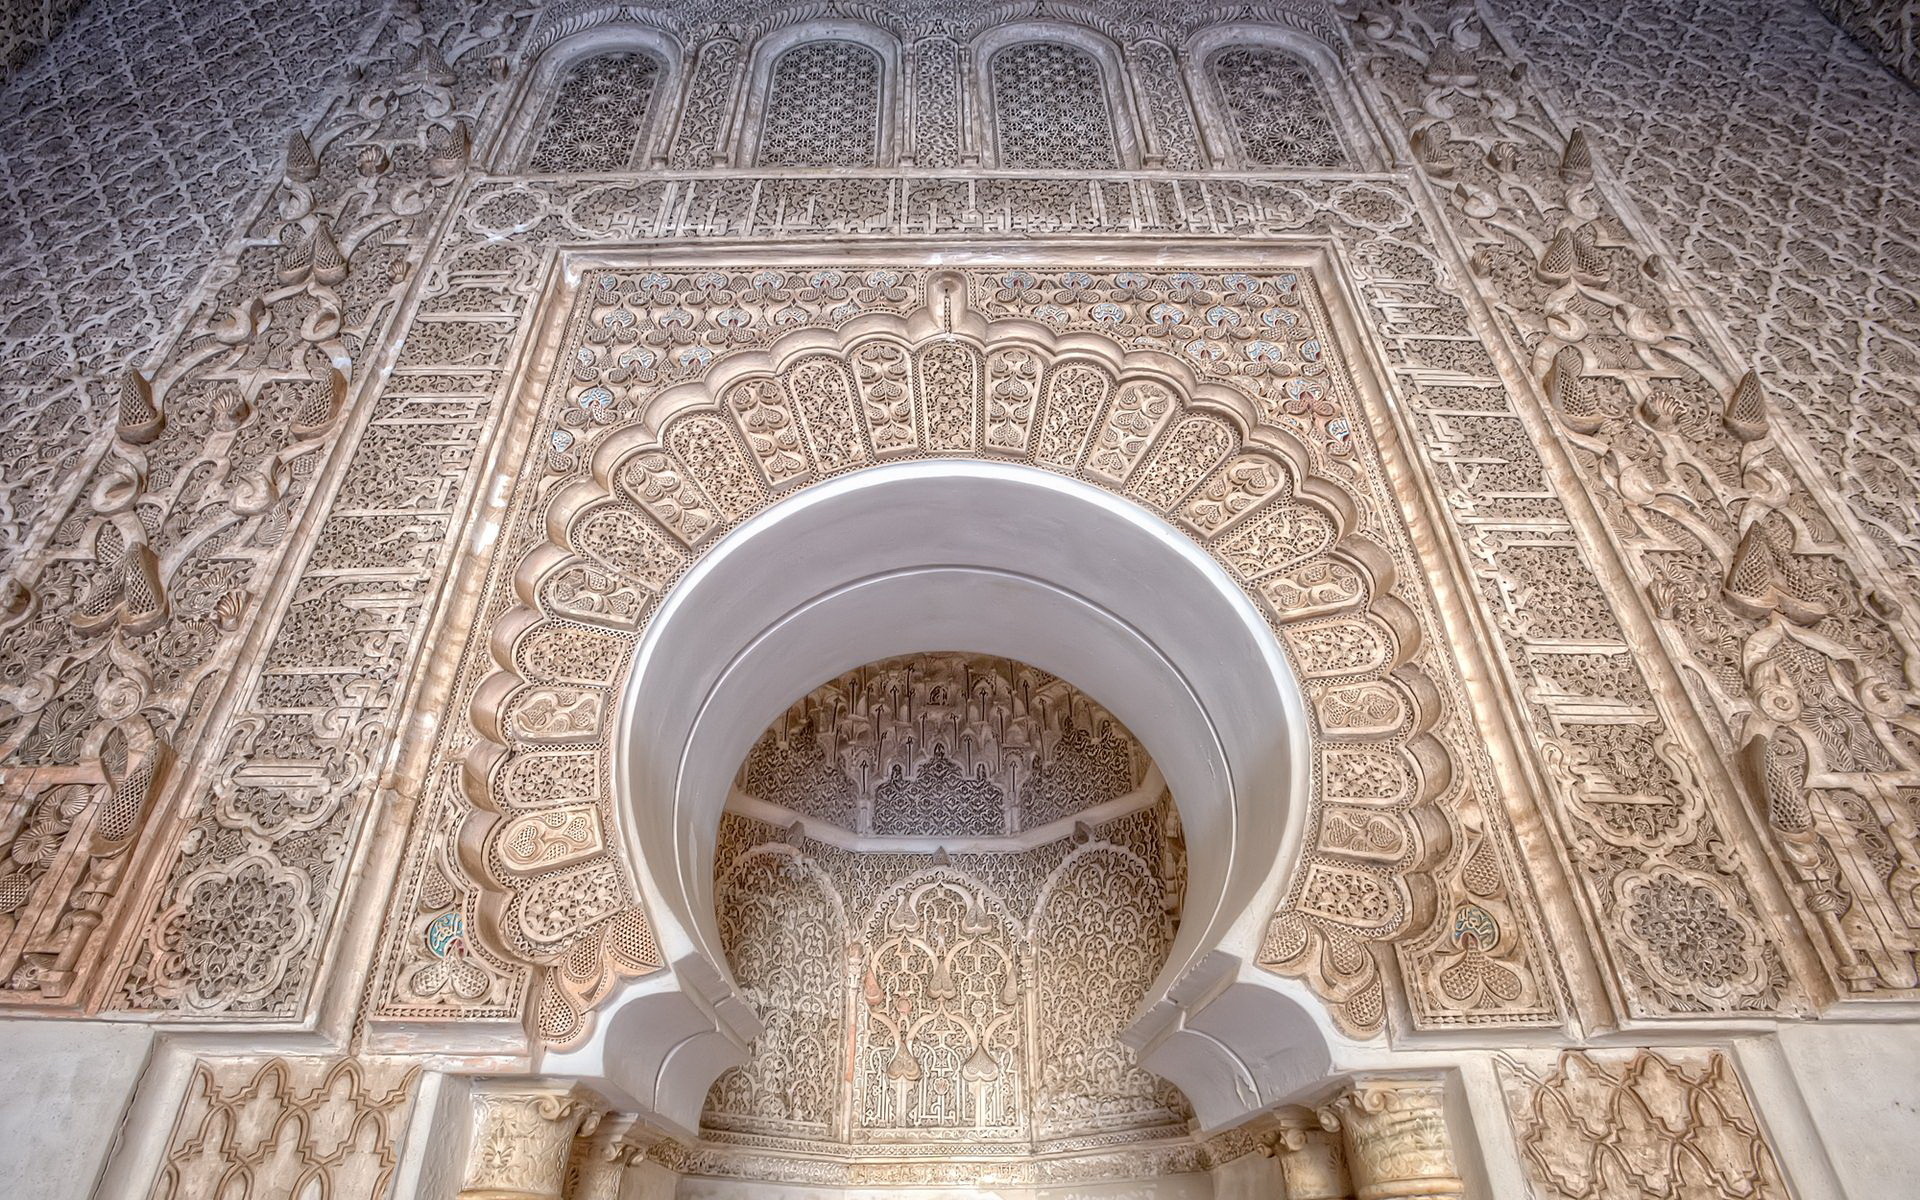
[[539, 459, 1334, 1134], [467, 266, 1462, 1136]]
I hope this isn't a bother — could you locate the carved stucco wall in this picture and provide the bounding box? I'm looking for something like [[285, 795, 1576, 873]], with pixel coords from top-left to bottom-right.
[[1812, 0, 1920, 83], [0, 0, 1911, 1193], [0, 0, 381, 574], [0, 0, 79, 78], [376, 255, 1553, 1045], [1488, 0, 1920, 593]]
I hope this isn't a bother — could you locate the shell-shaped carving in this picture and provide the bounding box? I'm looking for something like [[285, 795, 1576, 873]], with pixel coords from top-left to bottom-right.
[[1284, 616, 1397, 682], [787, 354, 870, 472], [1313, 679, 1407, 739], [494, 749, 601, 811], [1181, 450, 1289, 536], [567, 501, 683, 590], [1321, 746, 1417, 807], [505, 686, 606, 744], [1294, 861, 1406, 933], [664, 413, 765, 521], [513, 621, 629, 686], [1129, 413, 1235, 512], [1084, 379, 1177, 484]]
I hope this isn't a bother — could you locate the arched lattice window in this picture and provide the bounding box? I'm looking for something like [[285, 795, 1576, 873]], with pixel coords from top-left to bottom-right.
[[1209, 47, 1350, 168], [989, 41, 1120, 169], [527, 51, 662, 172], [755, 40, 883, 167]]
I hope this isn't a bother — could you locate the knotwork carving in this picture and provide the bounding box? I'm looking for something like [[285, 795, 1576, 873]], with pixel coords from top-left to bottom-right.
[[1496, 1047, 1789, 1200], [149, 1057, 419, 1200]]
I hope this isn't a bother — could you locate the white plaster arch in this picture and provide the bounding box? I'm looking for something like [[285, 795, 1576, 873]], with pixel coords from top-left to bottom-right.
[[494, 23, 685, 172], [538, 459, 1333, 1132], [1182, 22, 1388, 172], [731, 21, 903, 167], [970, 22, 1144, 169]]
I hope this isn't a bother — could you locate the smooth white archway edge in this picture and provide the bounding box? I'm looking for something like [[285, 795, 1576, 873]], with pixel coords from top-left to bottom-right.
[[544, 460, 1325, 1132]]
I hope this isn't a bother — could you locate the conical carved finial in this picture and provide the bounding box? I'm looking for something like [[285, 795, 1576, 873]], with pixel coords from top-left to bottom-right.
[[1558, 128, 1593, 182], [72, 537, 168, 636], [1739, 731, 1812, 837], [116, 367, 163, 445], [1723, 525, 1780, 617], [427, 119, 472, 178], [1424, 42, 1476, 87], [1537, 228, 1577, 281], [406, 39, 456, 86], [309, 224, 348, 287], [1723, 370, 1769, 441], [1409, 125, 1454, 177], [1545, 345, 1605, 435], [1537, 224, 1609, 285], [284, 130, 320, 183], [117, 541, 167, 634], [291, 368, 349, 439], [94, 738, 170, 854]]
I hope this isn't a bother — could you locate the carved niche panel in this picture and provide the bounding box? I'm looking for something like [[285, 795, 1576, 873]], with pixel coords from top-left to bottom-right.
[[371, 259, 1558, 1048], [698, 799, 1190, 1185], [739, 653, 1147, 837], [0, 1, 511, 1023], [989, 42, 1121, 169], [1210, 47, 1352, 168], [1496, 1048, 1789, 1200]]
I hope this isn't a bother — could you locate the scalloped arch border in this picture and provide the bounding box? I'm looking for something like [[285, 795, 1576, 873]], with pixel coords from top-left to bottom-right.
[[458, 269, 1464, 1044]]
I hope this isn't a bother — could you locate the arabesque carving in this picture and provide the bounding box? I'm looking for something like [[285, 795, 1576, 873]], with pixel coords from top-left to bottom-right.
[[739, 653, 1148, 837], [1347, 0, 1920, 1008], [434, 262, 1554, 1045], [695, 754, 1189, 1181]]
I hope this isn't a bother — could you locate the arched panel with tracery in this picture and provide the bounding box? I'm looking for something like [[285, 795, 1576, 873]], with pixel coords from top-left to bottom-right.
[[754, 40, 885, 167], [1208, 46, 1351, 169], [705, 847, 846, 1139], [988, 41, 1120, 169], [696, 777, 1193, 1182], [527, 51, 663, 173], [1032, 844, 1188, 1141], [856, 870, 1026, 1142]]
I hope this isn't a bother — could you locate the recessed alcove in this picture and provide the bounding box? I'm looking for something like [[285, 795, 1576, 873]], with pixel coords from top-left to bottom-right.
[[681, 652, 1196, 1189]]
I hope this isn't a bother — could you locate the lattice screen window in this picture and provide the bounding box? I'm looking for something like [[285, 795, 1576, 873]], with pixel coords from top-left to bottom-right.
[[1210, 47, 1351, 168], [755, 40, 884, 167], [989, 41, 1121, 169], [528, 52, 661, 172]]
